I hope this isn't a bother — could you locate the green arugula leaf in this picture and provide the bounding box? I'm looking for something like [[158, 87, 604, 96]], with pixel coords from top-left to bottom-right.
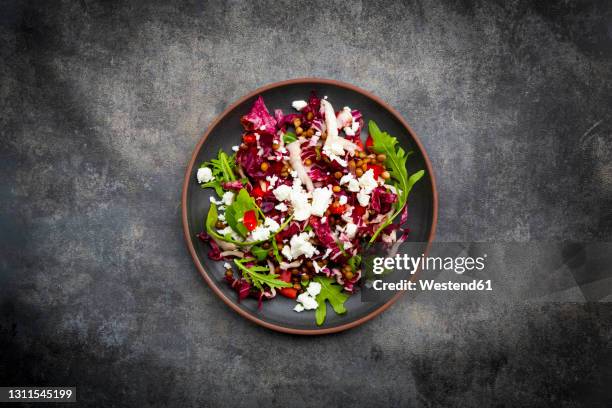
[[348, 254, 362, 271], [250, 245, 269, 261], [234, 258, 292, 292], [205, 204, 294, 247], [367, 121, 425, 243], [199, 150, 237, 196], [314, 276, 349, 326], [283, 131, 297, 144], [225, 189, 260, 237], [271, 238, 282, 263]]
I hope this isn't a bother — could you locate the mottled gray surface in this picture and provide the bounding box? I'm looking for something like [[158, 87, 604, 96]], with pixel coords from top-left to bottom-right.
[[1, 0, 612, 407]]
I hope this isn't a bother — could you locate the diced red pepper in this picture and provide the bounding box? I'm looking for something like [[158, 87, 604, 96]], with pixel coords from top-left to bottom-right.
[[243, 133, 256, 144], [329, 203, 347, 215], [279, 287, 297, 299], [251, 185, 265, 198], [365, 135, 374, 149], [279, 270, 291, 283], [367, 163, 384, 179], [243, 210, 257, 231], [353, 137, 364, 151]]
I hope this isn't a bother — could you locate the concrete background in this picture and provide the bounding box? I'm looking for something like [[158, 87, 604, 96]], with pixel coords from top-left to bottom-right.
[[1, 0, 611, 406]]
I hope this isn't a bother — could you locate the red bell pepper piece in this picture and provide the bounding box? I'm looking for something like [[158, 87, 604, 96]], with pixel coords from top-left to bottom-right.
[[279, 287, 297, 299], [279, 270, 291, 283], [243, 210, 257, 231], [243, 133, 256, 145], [329, 204, 346, 215], [365, 134, 374, 149], [366, 163, 384, 179], [251, 185, 265, 198]]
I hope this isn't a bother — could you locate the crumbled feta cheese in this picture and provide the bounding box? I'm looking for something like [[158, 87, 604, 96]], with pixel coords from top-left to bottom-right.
[[266, 174, 279, 188], [357, 191, 370, 206], [281, 245, 292, 259], [210, 196, 224, 205], [275, 202, 288, 212], [294, 303, 305, 312], [231, 145, 240, 152], [339, 173, 354, 185], [250, 225, 271, 241], [223, 262, 232, 269], [321, 216, 327, 223], [259, 125, 266, 131], [264, 217, 280, 232], [222, 191, 234, 206], [338, 195, 348, 205], [292, 100, 308, 111], [218, 213, 226, 221], [217, 226, 233, 235], [197, 167, 214, 183], [297, 292, 318, 310], [273, 184, 292, 201], [341, 209, 353, 223], [345, 222, 358, 239], [306, 281, 322, 296], [347, 178, 360, 192], [358, 169, 378, 194], [282, 232, 319, 260], [310, 187, 333, 217], [344, 126, 355, 136]]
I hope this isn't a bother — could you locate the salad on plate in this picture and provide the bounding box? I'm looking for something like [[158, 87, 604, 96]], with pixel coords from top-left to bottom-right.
[[196, 92, 424, 325]]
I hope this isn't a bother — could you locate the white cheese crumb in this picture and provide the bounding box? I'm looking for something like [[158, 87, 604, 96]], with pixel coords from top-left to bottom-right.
[[339, 173, 354, 185], [306, 281, 322, 296], [231, 145, 240, 152], [259, 125, 266, 131], [273, 184, 292, 201], [223, 262, 232, 269], [250, 225, 271, 241], [292, 100, 308, 111], [347, 178, 360, 192], [266, 174, 279, 188], [282, 232, 319, 260], [222, 191, 234, 206], [296, 292, 318, 310], [197, 167, 214, 183], [357, 191, 370, 206], [310, 187, 333, 217], [264, 217, 280, 232], [358, 169, 378, 194], [275, 202, 288, 212], [345, 223, 358, 239], [338, 195, 348, 205], [294, 303, 305, 312]]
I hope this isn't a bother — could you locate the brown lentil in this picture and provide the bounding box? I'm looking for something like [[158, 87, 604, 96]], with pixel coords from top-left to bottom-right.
[[381, 171, 390, 180], [355, 168, 364, 177], [295, 126, 303, 135], [332, 185, 341, 193], [260, 162, 269, 171]]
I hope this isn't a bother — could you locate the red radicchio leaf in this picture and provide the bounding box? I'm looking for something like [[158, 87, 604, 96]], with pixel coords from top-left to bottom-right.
[[370, 187, 398, 214], [197, 232, 222, 260], [222, 180, 244, 190], [236, 146, 266, 180], [240, 96, 277, 133]]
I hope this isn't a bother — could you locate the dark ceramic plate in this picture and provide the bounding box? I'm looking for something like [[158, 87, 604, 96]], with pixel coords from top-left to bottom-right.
[[182, 79, 437, 335]]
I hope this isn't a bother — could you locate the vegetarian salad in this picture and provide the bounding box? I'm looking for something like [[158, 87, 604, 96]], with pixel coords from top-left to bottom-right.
[[196, 92, 424, 325]]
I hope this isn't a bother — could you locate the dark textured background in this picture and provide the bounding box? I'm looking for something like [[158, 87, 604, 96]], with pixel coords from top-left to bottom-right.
[[1, 0, 612, 406]]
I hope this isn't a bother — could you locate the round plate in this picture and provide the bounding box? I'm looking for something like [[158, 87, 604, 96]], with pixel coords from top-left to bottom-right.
[[182, 78, 437, 335]]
